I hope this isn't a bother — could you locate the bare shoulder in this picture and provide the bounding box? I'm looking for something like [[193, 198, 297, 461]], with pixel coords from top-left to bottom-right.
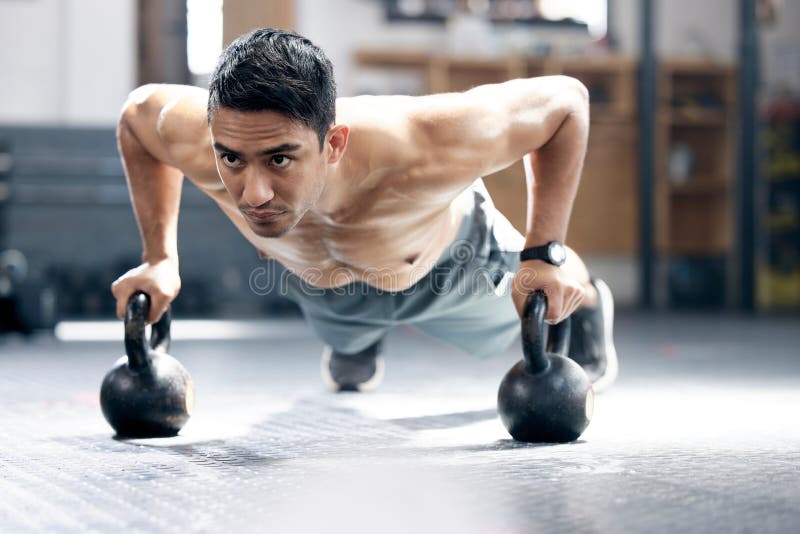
[[154, 86, 222, 190], [408, 77, 587, 135], [336, 94, 419, 156], [124, 84, 222, 191], [337, 90, 501, 184], [335, 93, 482, 185], [405, 76, 589, 175]]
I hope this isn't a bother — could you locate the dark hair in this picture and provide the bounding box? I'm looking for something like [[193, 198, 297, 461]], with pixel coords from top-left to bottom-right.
[[208, 28, 336, 149]]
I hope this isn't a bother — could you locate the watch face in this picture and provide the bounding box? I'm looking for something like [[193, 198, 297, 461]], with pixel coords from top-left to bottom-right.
[[548, 242, 567, 265]]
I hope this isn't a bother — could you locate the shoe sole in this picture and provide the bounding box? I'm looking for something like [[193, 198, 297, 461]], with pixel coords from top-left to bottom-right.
[[320, 345, 385, 393], [591, 279, 618, 392]]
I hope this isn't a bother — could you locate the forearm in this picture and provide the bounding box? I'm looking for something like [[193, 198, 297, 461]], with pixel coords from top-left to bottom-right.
[[523, 97, 589, 247], [117, 116, 184, 265]]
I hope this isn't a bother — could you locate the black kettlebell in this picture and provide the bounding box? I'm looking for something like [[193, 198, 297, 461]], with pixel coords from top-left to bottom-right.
[[497, 290, 594, 443], [100, 292, 194, 437]]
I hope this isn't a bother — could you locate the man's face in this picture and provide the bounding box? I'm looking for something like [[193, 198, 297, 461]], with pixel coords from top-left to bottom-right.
[[209, 108, 329, 238]]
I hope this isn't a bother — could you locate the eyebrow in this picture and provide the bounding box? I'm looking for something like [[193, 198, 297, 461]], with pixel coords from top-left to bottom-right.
[[213, 142, 302, 157]]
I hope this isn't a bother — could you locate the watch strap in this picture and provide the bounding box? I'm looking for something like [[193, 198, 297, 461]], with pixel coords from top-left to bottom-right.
[[519, 241, 565, 266], [519, 245, 551, 263]]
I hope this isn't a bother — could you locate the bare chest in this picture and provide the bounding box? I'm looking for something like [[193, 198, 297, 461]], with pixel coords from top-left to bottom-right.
[[198, 163, 474, 291], [264, 191, 464, 290]]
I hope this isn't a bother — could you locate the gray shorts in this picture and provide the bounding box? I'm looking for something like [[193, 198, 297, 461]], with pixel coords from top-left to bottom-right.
[[279, 179, 525, 358]]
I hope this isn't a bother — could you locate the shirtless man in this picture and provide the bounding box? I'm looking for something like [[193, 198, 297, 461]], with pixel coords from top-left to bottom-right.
[[111, 28, 618, 392]]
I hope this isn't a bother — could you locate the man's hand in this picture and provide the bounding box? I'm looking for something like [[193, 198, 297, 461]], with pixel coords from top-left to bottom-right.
[[511, 260, 586, 324], [111, 259, 181, 324]]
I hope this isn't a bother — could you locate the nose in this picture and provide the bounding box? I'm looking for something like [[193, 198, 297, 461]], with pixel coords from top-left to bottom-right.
[[240, 170, 275, 208]]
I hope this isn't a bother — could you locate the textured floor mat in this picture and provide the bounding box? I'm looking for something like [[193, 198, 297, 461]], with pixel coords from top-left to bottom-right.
[[1, 314, 799, 533]]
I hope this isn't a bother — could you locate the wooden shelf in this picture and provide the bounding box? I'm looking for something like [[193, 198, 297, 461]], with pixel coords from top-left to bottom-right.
[[591, 107, 636, 123], [442, 57, 511, 69], [668, 177, 730, 195], [660, 58, 737, 75], [655, 59, 736, 260], [668, 242, 732, 255], [546, 56, 638, 72], [354, 49, 431, 68], [664, 108, 728, 126]]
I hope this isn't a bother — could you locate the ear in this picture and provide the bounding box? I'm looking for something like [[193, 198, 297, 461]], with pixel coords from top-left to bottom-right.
[[324, 124, 349, 164]]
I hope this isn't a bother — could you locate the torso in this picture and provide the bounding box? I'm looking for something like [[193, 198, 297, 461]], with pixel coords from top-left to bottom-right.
[[184, 95, 479, 291]]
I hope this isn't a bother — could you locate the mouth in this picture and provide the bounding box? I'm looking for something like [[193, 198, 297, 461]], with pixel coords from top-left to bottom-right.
[[243, 209, 286, 223]]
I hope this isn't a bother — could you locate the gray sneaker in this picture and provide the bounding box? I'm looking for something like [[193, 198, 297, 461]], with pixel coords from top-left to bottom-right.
[[320, 340, 385, 392], [567, 278, 618, 392]]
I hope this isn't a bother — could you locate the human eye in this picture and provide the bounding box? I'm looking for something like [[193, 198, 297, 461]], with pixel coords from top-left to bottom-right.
[[271, 155, 292, 168], [219, 153, 241, 167]]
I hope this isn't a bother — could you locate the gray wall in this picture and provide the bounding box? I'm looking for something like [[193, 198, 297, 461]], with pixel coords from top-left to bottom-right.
[[0, 127, 292, 319]]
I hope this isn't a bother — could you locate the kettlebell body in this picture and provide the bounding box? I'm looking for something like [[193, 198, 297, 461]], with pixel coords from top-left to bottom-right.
[[100, 350, 194, 437], [100, 292, 194, 437], [498, 354, 593, 443], [497, 291, 594, 443]]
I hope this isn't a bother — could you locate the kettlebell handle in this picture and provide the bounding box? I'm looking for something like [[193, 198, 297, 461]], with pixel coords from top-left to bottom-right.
[[124, 292, 171, 372], [521, 291, 571, 374]]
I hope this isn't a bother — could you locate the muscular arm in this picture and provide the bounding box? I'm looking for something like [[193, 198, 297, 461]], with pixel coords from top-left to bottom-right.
[[511, 77, 589, 247], [117, 83, 213, 263], [412, 75, 590, 246], [113, 83, 215, 321]]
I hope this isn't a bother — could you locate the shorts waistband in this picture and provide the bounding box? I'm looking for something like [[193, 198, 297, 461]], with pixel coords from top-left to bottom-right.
[[433, 179, 492, 268]]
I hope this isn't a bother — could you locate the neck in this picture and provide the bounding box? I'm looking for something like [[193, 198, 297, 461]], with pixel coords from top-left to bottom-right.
[[311, 159, 344, 215], [312, 145, 365, 216]]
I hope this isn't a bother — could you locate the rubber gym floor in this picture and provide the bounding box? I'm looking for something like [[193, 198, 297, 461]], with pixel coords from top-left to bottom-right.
[[1, 312, 798, 533]]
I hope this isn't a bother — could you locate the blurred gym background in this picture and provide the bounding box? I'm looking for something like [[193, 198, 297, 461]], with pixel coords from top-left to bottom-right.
[[0, 0, 798, 333]]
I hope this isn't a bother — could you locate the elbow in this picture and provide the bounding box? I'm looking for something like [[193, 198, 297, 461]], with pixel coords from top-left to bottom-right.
[[560, 76, 590, 115], [118, 84, 161, 126], [536, 75, 590, 125], [565, 76, 589, 102], [541, 76, 589, 130]]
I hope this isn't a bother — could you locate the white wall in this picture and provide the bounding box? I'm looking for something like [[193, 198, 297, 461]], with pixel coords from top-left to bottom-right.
[[296, 0, 442, 96], [0, 0, 63, 123], [656, 0, 737, 61], [297, 0, 594, 96], [610, 0, 640, 56], [296, 0, 740, 98], [0, 0, 748, 125], [0, 0, 136, 126]]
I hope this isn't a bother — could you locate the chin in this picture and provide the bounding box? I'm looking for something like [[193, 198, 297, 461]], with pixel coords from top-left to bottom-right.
[[249, 223, 289, 238], [248, 218, 297, 238]]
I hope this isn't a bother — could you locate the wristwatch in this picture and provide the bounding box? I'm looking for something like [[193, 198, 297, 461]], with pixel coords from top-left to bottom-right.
[[519, 241, 567, 267]]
